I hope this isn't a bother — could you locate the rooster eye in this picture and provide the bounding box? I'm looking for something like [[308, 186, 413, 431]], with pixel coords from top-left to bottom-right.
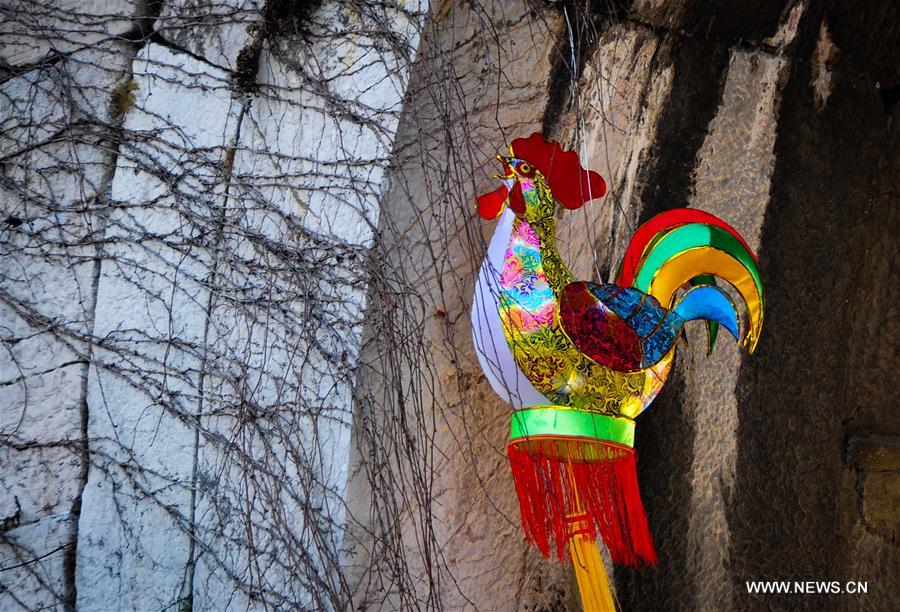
[[519, 162, 531, 175]]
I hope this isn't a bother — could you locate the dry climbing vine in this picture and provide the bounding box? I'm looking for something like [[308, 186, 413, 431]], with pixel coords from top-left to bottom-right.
[[0, 0, 628, 609]]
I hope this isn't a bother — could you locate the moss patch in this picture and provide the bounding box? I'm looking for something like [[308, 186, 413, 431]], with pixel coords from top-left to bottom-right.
[[110, 78, 138, 118]]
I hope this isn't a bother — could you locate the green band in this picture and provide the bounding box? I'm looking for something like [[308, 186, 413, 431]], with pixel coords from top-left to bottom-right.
[[510, 407, 635, 447]]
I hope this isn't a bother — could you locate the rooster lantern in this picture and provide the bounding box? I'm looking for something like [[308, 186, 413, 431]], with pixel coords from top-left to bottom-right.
[[471, 133, 763, 609]]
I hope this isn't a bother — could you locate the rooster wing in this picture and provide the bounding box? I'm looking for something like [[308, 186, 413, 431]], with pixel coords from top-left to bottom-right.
[[559, 282, 683, 373]]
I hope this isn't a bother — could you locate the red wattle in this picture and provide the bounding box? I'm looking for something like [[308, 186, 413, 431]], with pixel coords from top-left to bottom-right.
[[508, 181, 526, 215], [477, 185, 509, 219]]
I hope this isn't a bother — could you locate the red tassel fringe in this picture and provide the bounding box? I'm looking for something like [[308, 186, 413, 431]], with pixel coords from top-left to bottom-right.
[[508, 439, 658, 567]]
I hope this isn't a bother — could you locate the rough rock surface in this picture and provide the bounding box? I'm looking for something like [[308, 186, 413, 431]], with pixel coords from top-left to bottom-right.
[[1, 38, 133, 611], [3, 0, 425, 609], [349, 0, 898, 609], [74, 42, 243, 611], [343, 2, 580, 609], [1, 0, 897, 609], [155, 0, 263, 72], [678, 38, 795, 610], [0, 0, 140, 70]]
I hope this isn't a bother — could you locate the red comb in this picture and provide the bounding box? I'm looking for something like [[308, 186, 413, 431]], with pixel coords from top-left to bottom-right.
[[511, 133, 606, 210]]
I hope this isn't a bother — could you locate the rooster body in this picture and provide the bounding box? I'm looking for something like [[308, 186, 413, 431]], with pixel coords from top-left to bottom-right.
[[495, 189, 673, 417]]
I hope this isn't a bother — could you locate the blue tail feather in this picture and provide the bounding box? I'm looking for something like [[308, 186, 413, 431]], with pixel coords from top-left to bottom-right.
[[689, 275, 719, 353], [673, 285, 739, 341]]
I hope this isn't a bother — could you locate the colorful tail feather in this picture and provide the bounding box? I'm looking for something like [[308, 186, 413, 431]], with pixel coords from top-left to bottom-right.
[[689, 275, 720, 354], [674, 285, 739, 340], [617, 208, 764, 353]]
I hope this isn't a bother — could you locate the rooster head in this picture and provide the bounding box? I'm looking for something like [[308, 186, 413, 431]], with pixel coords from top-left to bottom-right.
[[477, 133, 607, 221]]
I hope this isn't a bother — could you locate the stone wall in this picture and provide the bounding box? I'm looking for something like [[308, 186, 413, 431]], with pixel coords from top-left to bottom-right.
[[1, 0, 424, 609], [347, 0, 898, 610], [1, 0, 897, 610]]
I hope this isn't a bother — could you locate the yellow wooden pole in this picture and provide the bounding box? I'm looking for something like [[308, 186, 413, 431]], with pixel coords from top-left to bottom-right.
[[566, 465, 616, 611], [569, 529, 616, 611]]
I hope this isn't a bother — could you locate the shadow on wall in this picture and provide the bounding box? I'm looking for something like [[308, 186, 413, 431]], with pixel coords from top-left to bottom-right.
[[613, 25, 733, 612], [613, 1, 899, 610], [731, 3, 900, 610]]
